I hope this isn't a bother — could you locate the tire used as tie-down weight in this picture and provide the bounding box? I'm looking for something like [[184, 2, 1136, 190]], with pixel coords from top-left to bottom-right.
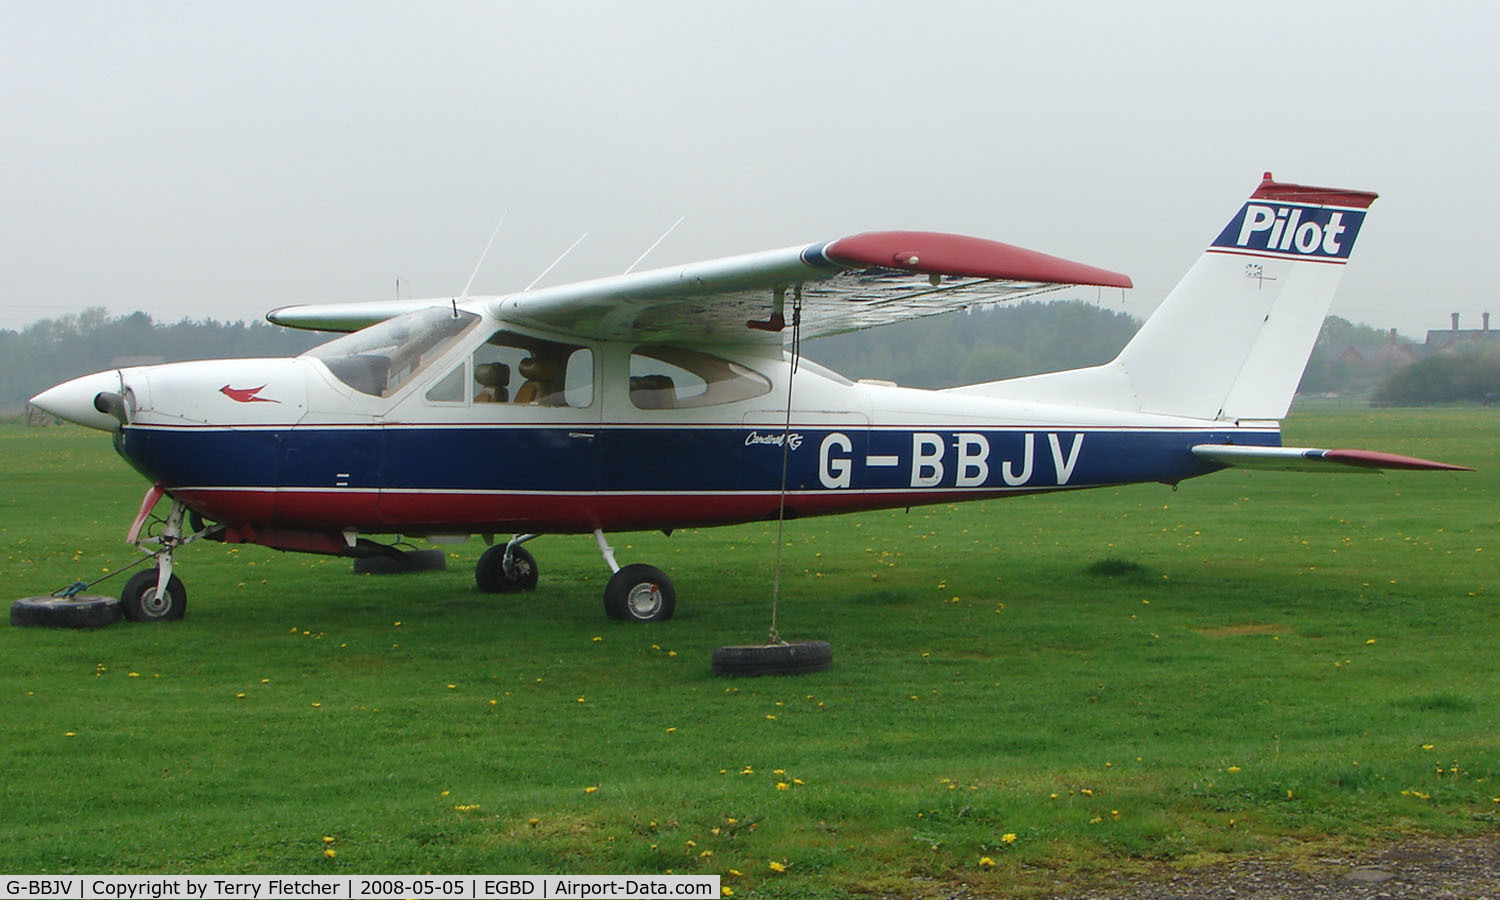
[[10, 594, 122, 629], [712, 640, 832, 677]]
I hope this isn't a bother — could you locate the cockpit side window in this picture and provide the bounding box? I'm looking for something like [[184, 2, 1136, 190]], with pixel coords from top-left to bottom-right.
[[628, 346, 771, 409], [473, 331, 594, 409], [305, 308, 479, 398]]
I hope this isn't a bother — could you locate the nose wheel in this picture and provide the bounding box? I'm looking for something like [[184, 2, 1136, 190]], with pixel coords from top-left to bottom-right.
[[121, 567, 187, 621]]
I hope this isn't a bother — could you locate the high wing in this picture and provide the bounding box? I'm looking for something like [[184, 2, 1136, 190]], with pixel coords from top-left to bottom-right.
[[491, 231, 1132, 344], [268, 231, 1131, 342]]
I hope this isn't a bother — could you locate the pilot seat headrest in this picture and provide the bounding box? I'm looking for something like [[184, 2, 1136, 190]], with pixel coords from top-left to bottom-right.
[[474, 362, 510, 387]]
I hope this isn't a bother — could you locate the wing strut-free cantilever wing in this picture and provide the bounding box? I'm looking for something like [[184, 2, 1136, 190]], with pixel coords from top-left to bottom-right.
[[489, 230, 1132, 345]]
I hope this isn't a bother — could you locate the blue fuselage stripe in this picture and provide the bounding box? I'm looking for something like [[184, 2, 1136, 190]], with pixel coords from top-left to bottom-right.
[[116, 424, 1277, 495]]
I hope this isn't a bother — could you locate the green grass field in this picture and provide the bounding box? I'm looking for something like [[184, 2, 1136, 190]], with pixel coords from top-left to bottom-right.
[[1, 409, 1496, 897]]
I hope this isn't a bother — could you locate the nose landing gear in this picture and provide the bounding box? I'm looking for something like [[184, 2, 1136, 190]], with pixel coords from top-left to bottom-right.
[[121, 491, 220, 622]]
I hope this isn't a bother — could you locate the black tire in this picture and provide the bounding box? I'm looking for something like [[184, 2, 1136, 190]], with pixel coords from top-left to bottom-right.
[[10, 594, 122, 629], [120, 569, 187, 622], [603, 564, 676, 622], [354, 548, 448, 575], [475, 544, 539, 593], [712, 640, 832, 677]]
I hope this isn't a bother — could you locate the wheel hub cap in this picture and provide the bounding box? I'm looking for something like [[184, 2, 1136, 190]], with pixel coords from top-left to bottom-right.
[[141, 588, 169, 617], [626, 583, 662, 619]]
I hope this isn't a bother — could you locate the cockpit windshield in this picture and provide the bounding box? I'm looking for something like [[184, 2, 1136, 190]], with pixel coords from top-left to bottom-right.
[[304, 307, 480, 397]]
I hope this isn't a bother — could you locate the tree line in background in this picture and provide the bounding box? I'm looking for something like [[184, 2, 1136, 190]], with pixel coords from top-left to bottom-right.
[[3, 302, 1495, 414], [0, 307, 323, 412]]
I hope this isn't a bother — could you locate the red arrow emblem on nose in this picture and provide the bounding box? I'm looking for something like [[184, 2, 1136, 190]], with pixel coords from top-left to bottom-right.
[[220, 385, 280, 404]]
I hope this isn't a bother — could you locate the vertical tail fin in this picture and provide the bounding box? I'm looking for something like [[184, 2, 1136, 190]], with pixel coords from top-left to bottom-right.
[[957, 174, 1379, 421], [1116, 173, 1378, 420]]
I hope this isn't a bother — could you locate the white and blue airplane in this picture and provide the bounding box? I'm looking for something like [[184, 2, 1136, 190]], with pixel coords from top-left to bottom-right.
[[30, 173, 1466, 624]]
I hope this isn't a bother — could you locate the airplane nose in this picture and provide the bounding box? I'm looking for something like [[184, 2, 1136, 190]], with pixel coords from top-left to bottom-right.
[[29, 370, 129, 431]]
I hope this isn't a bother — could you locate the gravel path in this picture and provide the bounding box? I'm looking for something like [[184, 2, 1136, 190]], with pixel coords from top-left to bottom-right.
[[1050, 836, 1500, 900]]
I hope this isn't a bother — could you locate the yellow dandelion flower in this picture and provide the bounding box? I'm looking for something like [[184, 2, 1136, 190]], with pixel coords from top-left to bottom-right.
[[775, 782, 789, 791], [666, 727, 676, 734], [721, 890, 733, 897], [1227, 766, 1242, 773], [235, 693, 246, 699], [441, 790, 450, 797], [768, 861, 786, 873], [447, 684, 456, 690], [592, 636, 602, 642], [322, 836, 334, 843], [1002, 833, 1017, 844], [311, 702, 321, 708], [773, 769, 786, 776], [63, 732, 76, 738], [323, 849, 336, 859], [978, 856, 995, 868], [584, 786, 599, 794], [728, 869, 742, 877], [528, 818, 540, 828]]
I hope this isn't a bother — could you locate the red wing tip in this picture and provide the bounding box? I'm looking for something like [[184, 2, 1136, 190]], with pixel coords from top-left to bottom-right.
[[823, 230, 1132, 289], [1323, 449, 1472, 472]]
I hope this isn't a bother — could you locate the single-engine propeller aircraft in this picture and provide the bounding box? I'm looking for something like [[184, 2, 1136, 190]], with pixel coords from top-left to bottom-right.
[[30, 173, 1467, 624]]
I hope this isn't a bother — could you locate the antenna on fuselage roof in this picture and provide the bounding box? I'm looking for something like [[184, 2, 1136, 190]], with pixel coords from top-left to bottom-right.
[[623, 216, 685, 275], [525, 232, 589, 292], [459, 211, 509, 301]]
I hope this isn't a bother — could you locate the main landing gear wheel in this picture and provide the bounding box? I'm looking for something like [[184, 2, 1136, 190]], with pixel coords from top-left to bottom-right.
[[712, 640, 833, 677], [10, 595, 122, 629], [475, 544, 539, 593], [121, 568, 187, 622], [603, 564, 676, 622]]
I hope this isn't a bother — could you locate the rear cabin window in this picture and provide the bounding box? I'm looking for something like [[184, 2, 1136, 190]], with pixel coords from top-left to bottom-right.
[[471, 331, 593, 409], [628, 346, 771, 410]]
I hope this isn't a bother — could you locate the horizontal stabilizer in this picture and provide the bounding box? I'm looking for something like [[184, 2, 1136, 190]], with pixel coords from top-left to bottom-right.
[[1191, 444, 1471, 474]]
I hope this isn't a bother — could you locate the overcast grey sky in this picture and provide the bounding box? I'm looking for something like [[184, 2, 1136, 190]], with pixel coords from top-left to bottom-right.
[[2, 1, 1495, 337]]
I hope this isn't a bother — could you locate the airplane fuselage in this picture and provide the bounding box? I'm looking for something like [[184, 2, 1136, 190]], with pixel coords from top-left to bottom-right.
[[72, 311, 1273, 551]]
